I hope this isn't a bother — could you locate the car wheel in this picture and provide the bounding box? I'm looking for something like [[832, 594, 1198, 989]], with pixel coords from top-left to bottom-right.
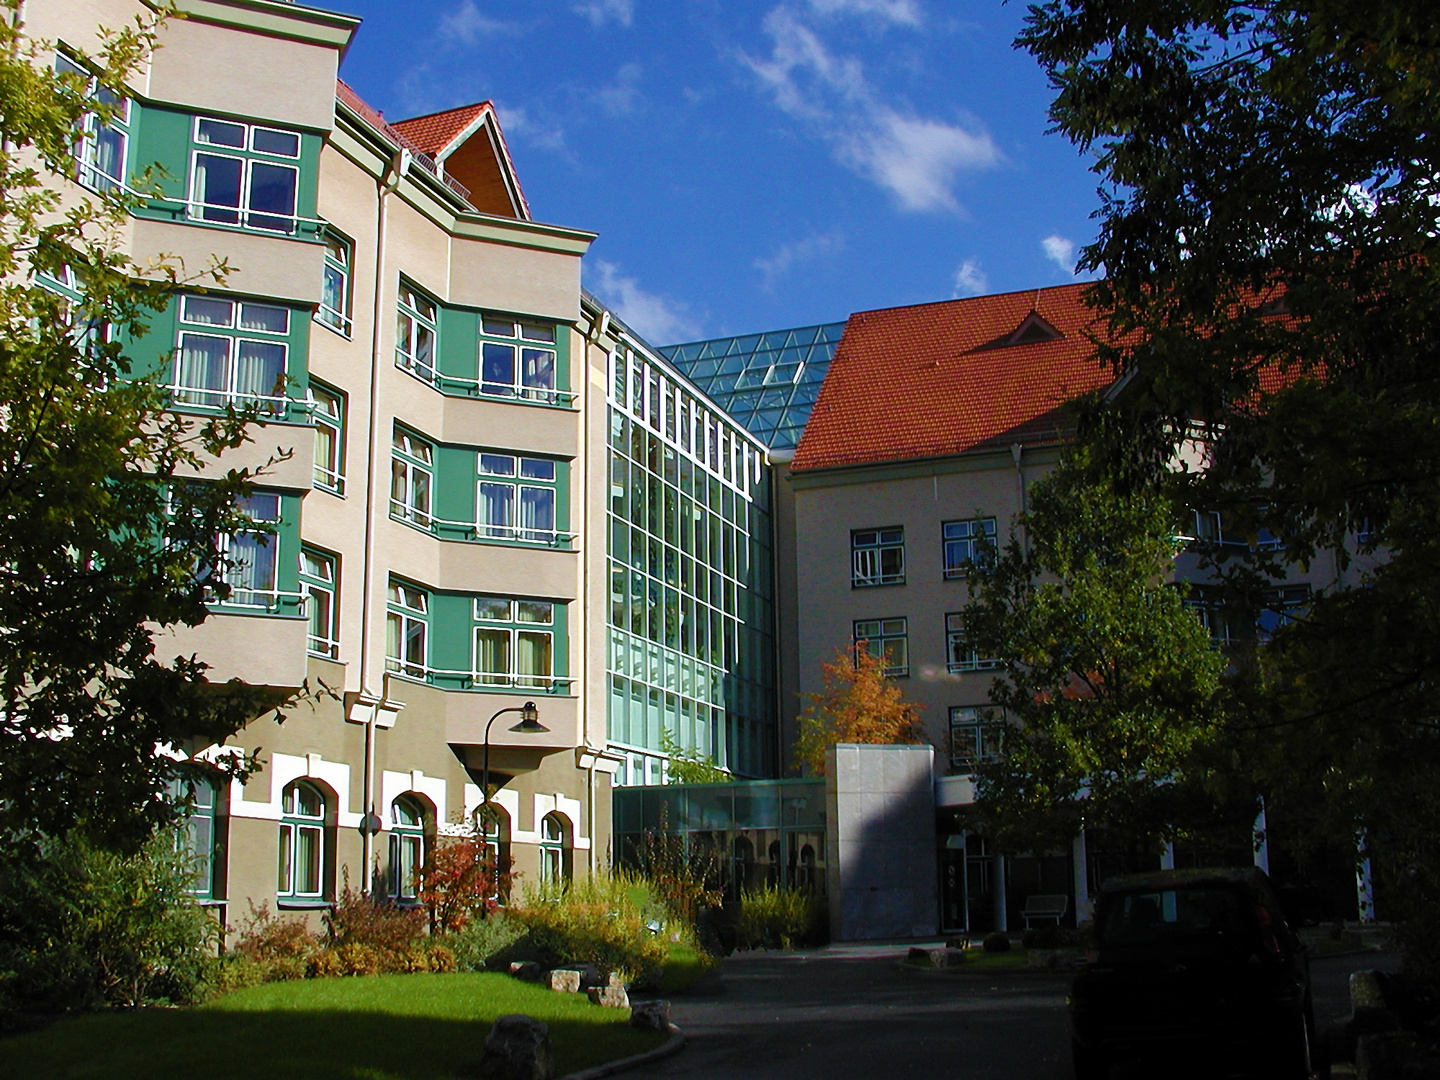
[[1071, 1037, 1109, 1080]]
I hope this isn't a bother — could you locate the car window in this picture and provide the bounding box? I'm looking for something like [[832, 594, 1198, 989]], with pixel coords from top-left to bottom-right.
[[1099, 886, 1247, 945]]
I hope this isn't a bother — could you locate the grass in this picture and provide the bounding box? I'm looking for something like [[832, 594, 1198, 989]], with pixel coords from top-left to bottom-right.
[[3, 972, 669, 1080], [658, 940, 714, 992]]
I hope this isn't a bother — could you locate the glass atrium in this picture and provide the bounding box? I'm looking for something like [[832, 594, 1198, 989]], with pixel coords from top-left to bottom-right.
[[660, 322, 845, 451], [607, 343, 777, 785]]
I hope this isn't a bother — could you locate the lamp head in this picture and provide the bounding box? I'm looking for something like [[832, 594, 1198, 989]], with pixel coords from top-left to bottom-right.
[[510, 701, 547, 733]]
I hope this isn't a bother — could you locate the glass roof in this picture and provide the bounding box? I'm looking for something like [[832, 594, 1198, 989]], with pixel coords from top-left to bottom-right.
[[659, 322, 845, 451]]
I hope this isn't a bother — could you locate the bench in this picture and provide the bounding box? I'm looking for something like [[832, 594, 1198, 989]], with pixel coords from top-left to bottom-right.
[[1022, 893, 1069, 929]]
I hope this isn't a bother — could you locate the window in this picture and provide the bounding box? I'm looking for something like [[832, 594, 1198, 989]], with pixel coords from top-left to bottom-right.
[[390, 428, 434, 527], [389, 795, 427, 903], [539, 813, 571, 886], [299, 548, 338, 659], [396, 282, 438, 381], [278, 780, 326, 899], [852, 528, 904, 587], [478, 453, 561, 542], [854, 617, 908, 676], [1258, 584, 1311, 643], [310, 383, 344, 493], [317, 230, 351, 334], [479, 314, 559, 402], [57, 54, 129, 194], [171, 294, 290, 412], [949, 706, 1003, 771], [942, 518, 996, 578], [946, 612, 998, 673], [386, 581, 428, 679], [189, 116, 301, 233], [474, 597, 557, 689], [217, 493, 281, 608], [169, 774, 220, 900], [474, 803, 511, 901]]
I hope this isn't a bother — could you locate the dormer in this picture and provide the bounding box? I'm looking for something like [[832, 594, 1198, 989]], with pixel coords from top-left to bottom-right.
[[970, 308, 1065, 353], [391, 102, 530, 220]]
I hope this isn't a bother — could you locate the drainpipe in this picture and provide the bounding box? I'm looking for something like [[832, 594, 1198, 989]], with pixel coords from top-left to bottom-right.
[[355, 147, 410, 893], [1010, 443, 1027, 553]]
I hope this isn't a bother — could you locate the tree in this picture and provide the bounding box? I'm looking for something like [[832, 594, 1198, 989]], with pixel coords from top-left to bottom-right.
[[963, 445, 1236, 856], [1019, 0, 1440, 944], [0, 5, 285, 853], [794, 642, 926, 776], [659, 728, 729, 785]]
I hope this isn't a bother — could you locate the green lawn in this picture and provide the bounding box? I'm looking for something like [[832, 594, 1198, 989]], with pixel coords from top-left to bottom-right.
[[4, 973, 669, 1080]]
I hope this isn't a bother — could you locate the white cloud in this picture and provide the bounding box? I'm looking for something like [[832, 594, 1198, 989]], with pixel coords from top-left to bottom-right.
[[587, 260, 701, 344], [739, 7, 1000, 213], [495, 102, 568, 154], [807, 0, 922, 27], [596, 63, 644, 118], [439, 0, 522, 44], [574, 0, 634, 27], [1041, 234, 1077, 275], [953, 257, 987, 297], [754, 230, 845, 287]]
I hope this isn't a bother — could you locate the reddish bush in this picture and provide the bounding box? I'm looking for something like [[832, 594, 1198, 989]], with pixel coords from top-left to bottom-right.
[[419, 837, 513, 933]]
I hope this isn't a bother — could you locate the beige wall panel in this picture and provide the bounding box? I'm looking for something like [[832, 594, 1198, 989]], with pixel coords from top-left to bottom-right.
[[435, 544, 580, 601], [170, 418, 313, 492], [449, 239, 582, 323], [29, 0, 149, 90], [130, 217, 324, 305], [159, 612, 308, 687], [445, 692, 580, 759], [385, 198, 452, 300], [150, 19, 339, 131], [440, 398, 582, 460]]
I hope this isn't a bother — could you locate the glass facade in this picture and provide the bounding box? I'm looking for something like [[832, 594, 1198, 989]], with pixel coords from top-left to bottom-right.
[[660, 322, 844, 451], [607, 343, 776, 781]]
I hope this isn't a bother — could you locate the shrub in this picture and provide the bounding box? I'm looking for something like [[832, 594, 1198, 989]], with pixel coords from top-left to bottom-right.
[[511, 875, 667, 981], [1021, 925, 1082, 949], [446, 911, 525, 971], [420, 835, 512, 934], [627, 805, 722, 932], [232, 901, 320, 982], [0, 832, 221, 1012], [324, 882, 427, 959], [982, 931, 1012, 953], [735, 884, 826, 951]]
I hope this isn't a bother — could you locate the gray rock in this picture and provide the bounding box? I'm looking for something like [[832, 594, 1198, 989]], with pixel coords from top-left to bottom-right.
[[545, 969, 581, 994], [479, 1014, 554, 1080], [630, 999, 670, 1032], [588, 985, 630, 1009], [906, 946, 930, 964], [508, 961, 542, 983], [606, 970, 627, 989]]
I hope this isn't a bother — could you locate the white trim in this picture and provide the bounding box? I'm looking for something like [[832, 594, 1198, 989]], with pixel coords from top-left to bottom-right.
[[379, 769, 446, 824], [229, 751, 358, 827]]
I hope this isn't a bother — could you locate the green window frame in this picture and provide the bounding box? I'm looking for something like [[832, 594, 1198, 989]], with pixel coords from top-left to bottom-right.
[[388, 795, 428, 903], [310, 381, 344, 494], [386, 580, 429, 679], [299, 547, 338, 660], [852, 527, 905, 587], [216, 492, 282, 609], [317, 228, 352, 336], [478, 312, 561, 404], [187, 115, 302, 234], [854, 617, 908, 677], [396, 280, 438, 381], [477, 452, 564, 543], [539, 812, 570, 886], [390, 427, 434, 527], [171, 293, 291, 413], [945, 612, 998, 673], [278, 780, 326, 900], [56, 52, 129, 195], [473, 596, 559, 689], [942, 517, 996, 579], [169, 774, 220, 900]]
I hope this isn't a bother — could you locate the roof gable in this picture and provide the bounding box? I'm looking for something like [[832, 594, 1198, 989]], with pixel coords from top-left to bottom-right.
[[791, 285, 1115, 473], [391, 102, 529, 220]]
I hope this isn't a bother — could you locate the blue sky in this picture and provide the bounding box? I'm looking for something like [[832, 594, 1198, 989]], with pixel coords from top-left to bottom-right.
[[330, 0, 1101, 345]]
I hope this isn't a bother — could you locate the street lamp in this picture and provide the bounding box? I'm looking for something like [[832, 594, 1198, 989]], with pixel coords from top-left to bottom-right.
[[481, 701, 548, 823]]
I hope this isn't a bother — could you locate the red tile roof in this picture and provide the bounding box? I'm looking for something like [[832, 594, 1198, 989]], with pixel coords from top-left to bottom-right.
[[391, 102, 491, 158], [791, 284, 1115, 472]]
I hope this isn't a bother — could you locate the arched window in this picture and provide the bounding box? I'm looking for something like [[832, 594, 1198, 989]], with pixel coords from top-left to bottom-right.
[[389, 795, 428, 903], [278, 780, 326, 899], [539, 812, 571, 886]]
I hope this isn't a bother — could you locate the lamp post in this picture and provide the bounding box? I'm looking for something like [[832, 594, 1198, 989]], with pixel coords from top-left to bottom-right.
[[481, 701, 547, 825]]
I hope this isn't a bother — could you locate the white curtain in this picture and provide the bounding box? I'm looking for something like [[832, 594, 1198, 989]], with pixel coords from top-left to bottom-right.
[[174, 334, 229, 405]]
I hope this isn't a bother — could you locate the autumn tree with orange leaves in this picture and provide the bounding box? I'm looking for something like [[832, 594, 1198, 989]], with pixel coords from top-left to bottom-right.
[[794, 643, 927, 777]]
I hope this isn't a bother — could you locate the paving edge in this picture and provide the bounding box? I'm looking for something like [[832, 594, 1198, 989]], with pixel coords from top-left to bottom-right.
[[559, 1024, 686, 1080]]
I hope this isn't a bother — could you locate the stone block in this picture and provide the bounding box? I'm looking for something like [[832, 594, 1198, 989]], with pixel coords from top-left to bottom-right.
[[630, 1000, 670, 1032], [588, 985, 630, 1009], [545, 969, 580, 994], [606, 970, 626, 990], [479, 1014, 554, 1080], [509, 961, 542, 983]]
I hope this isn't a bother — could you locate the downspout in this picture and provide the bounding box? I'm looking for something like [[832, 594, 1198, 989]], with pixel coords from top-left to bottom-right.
[[1011, 443, 1027, 553], [357, 146, 410, 893], [581, 310, 595, 875]]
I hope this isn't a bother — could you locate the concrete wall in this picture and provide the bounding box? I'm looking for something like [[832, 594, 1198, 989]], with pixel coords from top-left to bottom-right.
[[825, 743, 937, 940]]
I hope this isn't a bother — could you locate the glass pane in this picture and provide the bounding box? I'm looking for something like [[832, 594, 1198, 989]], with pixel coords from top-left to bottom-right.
[[248, 162, 298, 232], [479, 482, 513, 536], [237, 492, 280, 522], [516, 600, 553, 624], [482, 342, 515, 394], [301, 549, 333, 580], [520, 322, 555, 343], [474, 597, 511, 621], [482, 315, 515, 337], [173, 334, 230, 404], [294, 783, 322, 818], [520, 458, 555, 481], [297, 825, 321, 894], [519, 487, 555, 539], [197, 119, 245, 147], [194, 153, 243, 223], [180, 295, 234, 327], [479, 453, 516, 476], [306, 584, 332, 648], [236, 340, 286, 402], [251, 127, 300, 157], [392, 797, 421, 827], [239, 303, 289, 333], [475, 628, 510, 682], [404, 617, 426, 669], [521, 348, 556, 394], [277, 823, 293, 892], [517, 631, 552, 685]]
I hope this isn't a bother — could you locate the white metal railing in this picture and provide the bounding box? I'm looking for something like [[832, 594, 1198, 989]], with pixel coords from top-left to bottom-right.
[[315, 303, 352, 337], [395, 357, 577, 407], [167, 384, 294, 415], [385, 661, 575, 692], [210, 587, 306, 613], [392, 507, 576, 547]]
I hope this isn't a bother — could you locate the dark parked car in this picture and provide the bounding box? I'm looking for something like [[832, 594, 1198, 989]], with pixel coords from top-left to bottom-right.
[[1068, 867, 1316, 1079]]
